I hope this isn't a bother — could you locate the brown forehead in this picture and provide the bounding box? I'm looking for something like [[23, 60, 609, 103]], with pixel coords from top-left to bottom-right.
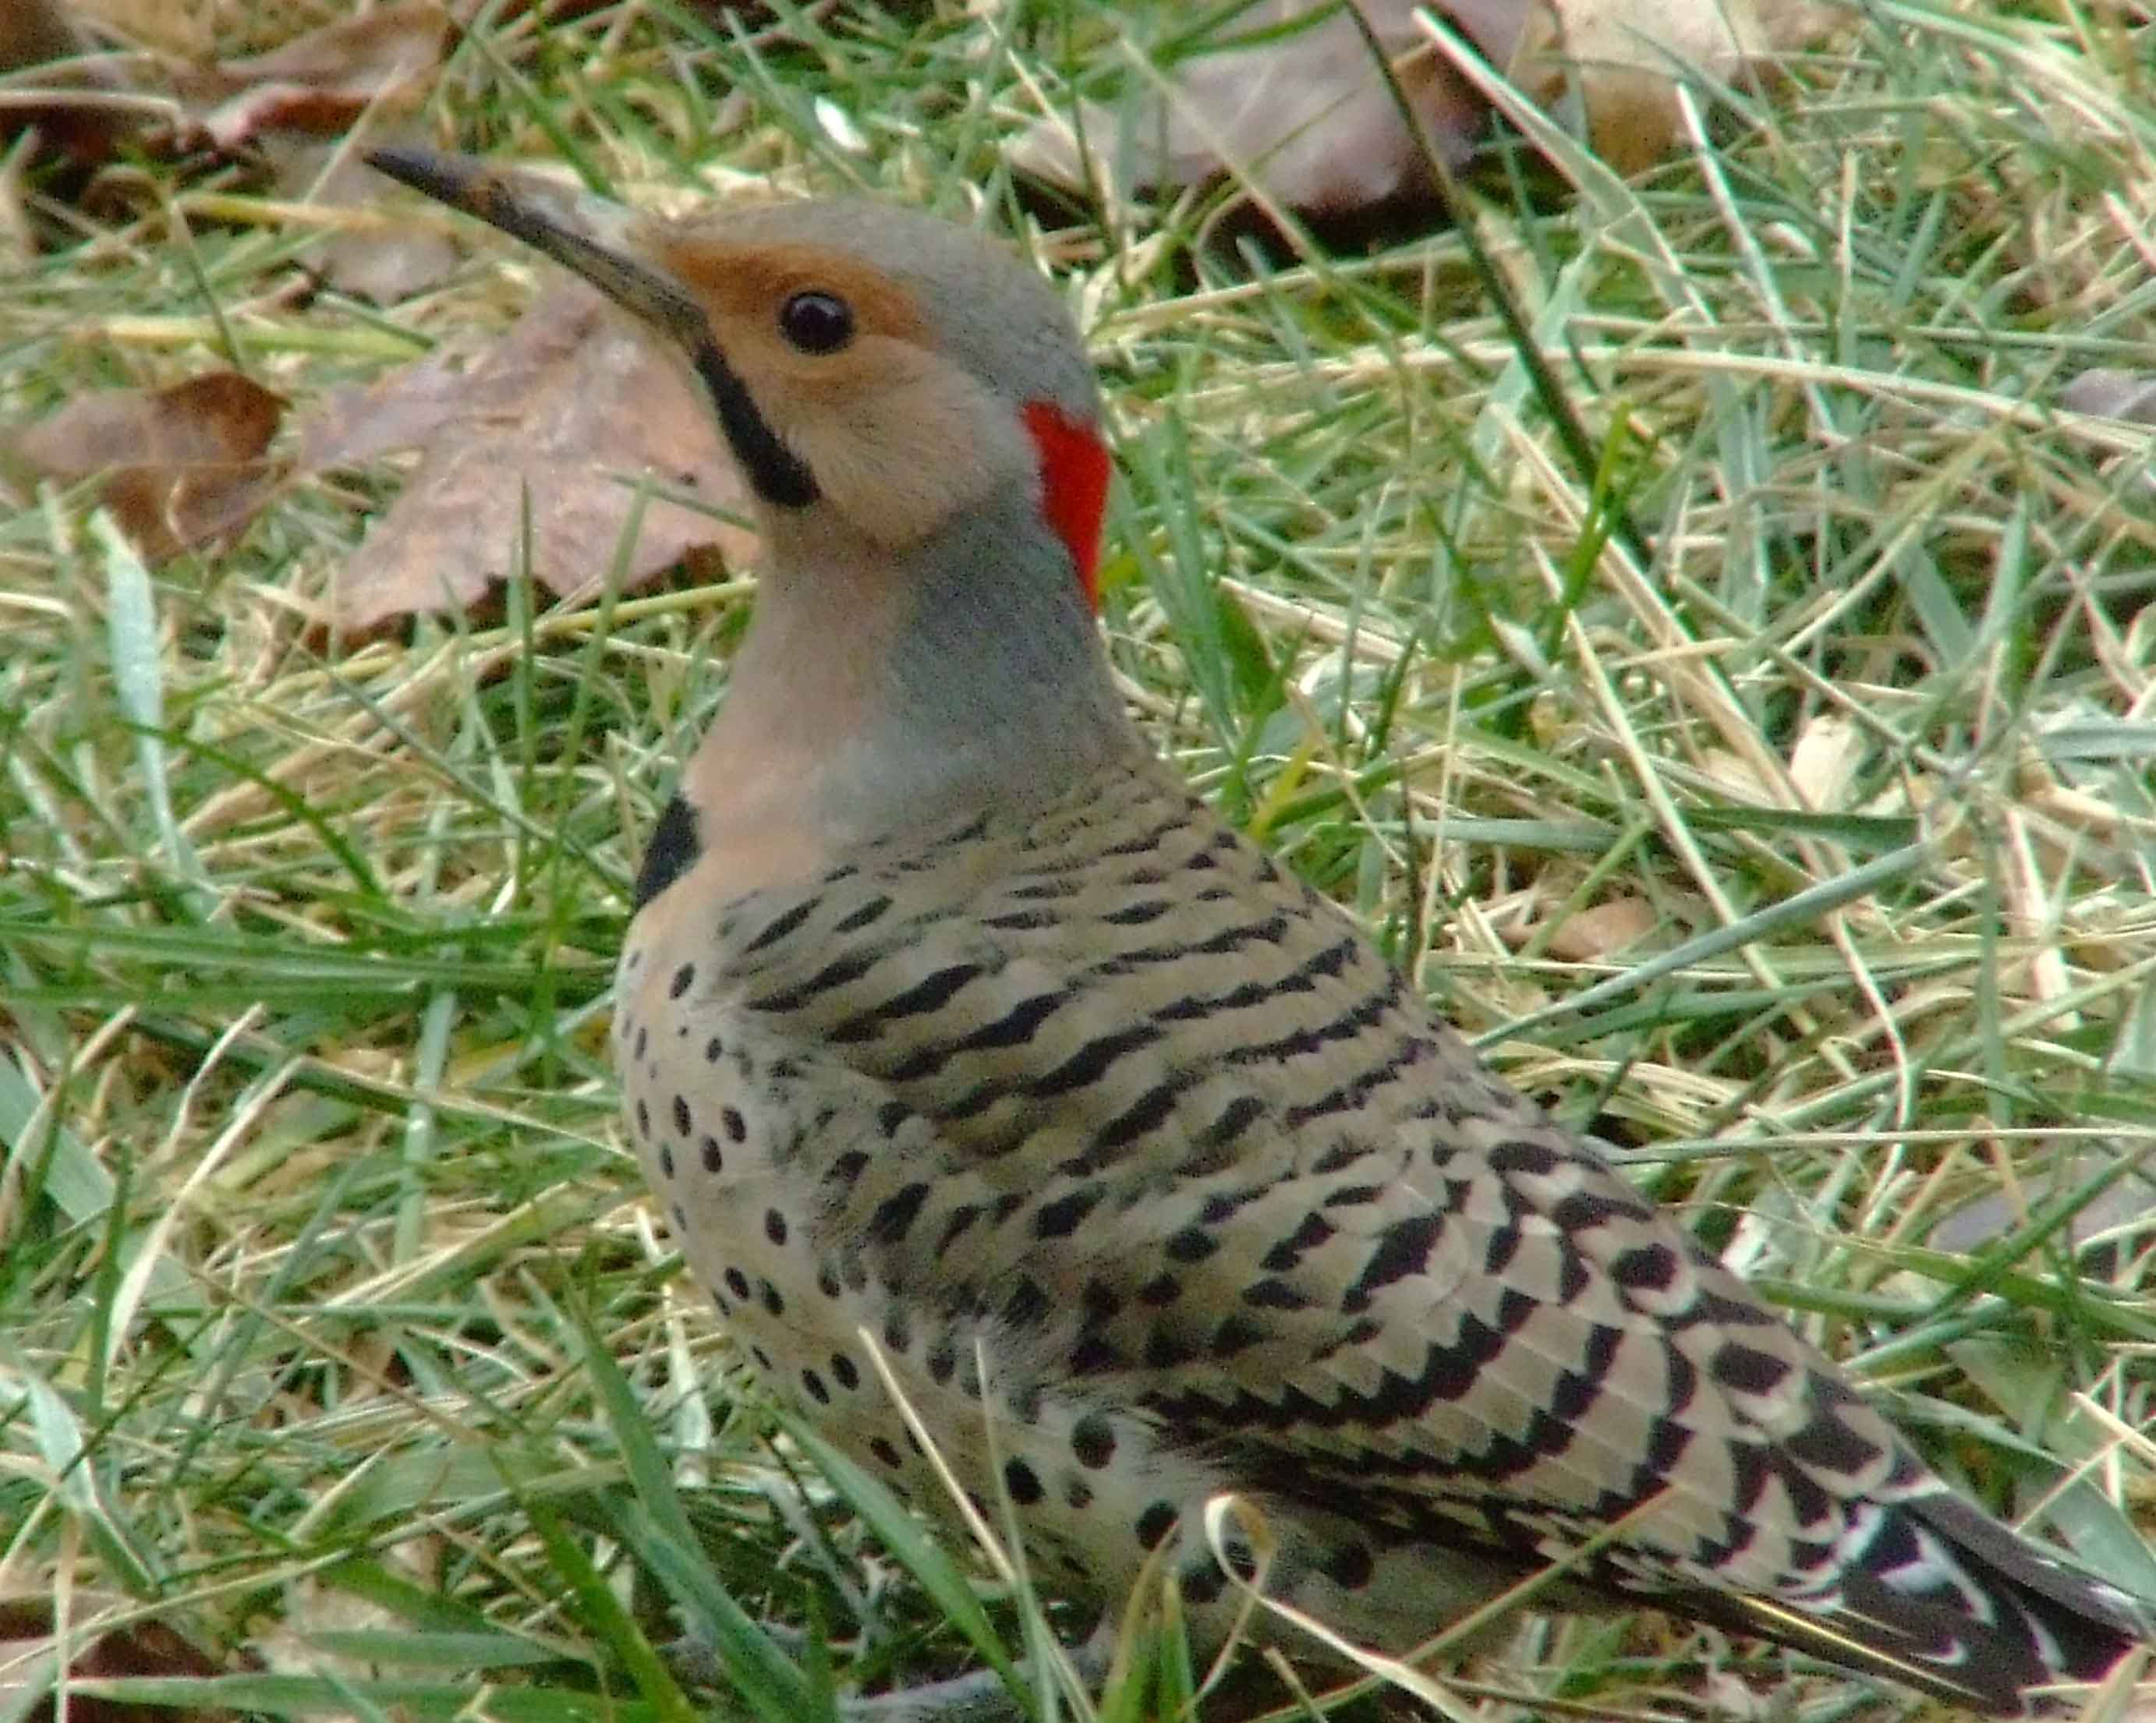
[[651, 236, 932, 344]]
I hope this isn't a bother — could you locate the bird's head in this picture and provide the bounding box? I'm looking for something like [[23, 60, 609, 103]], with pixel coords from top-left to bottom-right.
[[366, 149, 1110, 606]]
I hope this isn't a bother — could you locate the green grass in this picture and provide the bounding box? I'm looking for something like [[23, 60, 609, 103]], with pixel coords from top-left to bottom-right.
[[4, 2, 2154, 1721]]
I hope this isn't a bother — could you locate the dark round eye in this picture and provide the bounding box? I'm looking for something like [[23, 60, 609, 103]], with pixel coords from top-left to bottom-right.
[[778, 290, 854, 354]]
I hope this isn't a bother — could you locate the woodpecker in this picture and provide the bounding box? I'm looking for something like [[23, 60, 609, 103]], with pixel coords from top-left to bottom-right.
[[370, 147, 2152, 1718]]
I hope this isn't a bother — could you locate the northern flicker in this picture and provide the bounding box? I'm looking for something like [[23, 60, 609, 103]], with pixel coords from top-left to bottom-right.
[[369, 147, 2151, 1718]]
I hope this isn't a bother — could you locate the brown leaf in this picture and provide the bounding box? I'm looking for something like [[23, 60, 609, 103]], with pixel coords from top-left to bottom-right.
[[2061, 368, 2156, 425], [1517, 0, 1849, 174], [270, 140, 462, 304], [0, 0, 149, 165], [8, 370, 285, 560], [1542, 895, 1661, 961], [1011, 2, 1516, 216], [65, 0, 209, 56], [179, 2, 450, 150], [299, 352, 484, 476], [1015, 0, 1847, 216], [0, 1593, 232, 1723], [1786, 711, 1862, 812], [1928, 1148, 2156, 1272], [309, 281, 756, 635]]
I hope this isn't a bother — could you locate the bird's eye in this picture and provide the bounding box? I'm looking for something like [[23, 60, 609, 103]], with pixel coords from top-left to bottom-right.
[[779, 290, 855, 354]]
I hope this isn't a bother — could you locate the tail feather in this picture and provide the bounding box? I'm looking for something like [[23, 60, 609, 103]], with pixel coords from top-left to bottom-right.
[[1740, 1487, 2151, 1714]]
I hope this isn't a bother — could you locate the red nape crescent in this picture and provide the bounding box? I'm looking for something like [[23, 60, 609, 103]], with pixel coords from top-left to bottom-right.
[[1022, 400, 1111, 610]]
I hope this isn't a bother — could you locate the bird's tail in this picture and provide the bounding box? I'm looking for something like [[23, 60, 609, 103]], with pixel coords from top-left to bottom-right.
[[1733, 1485, 2151, 1715]]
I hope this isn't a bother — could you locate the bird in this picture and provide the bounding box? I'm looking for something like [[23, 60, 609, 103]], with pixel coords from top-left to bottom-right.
[[366, 146, 2151, 1719]]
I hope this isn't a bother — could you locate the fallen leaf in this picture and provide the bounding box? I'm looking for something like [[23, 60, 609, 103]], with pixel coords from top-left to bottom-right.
[[2061, 368, 2156, 425], [270, 139, 462, 303], [0, 1594, 232, 1723], [1012, 2, 1513, 217], [66, 0, 209, 57], [177, 2, 450, 151], [1698, 745, 1771, 803], [0, 0, 149, 165], [1787, 711, 1862, 812], [311, 280, 756, 635], [298, 352, 479, 476], [7, 370, 285, 560], [1015, 0, 1847, 217], [1516, 0, 1848, 174], [1928, 1147, 2156, 1278], [1544, 895, 1660, 961]]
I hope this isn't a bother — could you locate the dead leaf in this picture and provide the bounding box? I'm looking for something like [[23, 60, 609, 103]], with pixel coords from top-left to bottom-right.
[[1016, 0, 1847, 216], [1012, 2, 1514, 217], [65, 0, 209, 57], [298, 352, 481, 476], [7, 370, 285, 560], [0, 0, 150, 165], [1928, 1147, 2156, 1276], [310, 280, 756, 635], [1542, 895, 1660, 961], [0, 1593, 232, 1723], [270, 139, 461, 303], [1516, 0, 1848, 174], [1698, 745, 1770, 803], [2062, 368, 2156, 425], [178, 2, 450, 150], [1787, 711, 1862, 812]]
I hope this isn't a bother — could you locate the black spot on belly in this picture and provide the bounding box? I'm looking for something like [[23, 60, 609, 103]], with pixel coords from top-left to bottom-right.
[[1071, 1414, 1116, 1469], [1135, 1501, 1177, 1550], [1181, 1558, 1227, 1605]]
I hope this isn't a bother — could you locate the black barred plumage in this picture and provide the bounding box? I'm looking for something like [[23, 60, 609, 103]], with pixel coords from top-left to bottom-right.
[[617, 762, 2150, 1717], [368, 149, 2151, 1720]]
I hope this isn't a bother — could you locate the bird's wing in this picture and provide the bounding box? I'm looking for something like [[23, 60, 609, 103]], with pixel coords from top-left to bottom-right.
[[708, 760, 2144, 1700]]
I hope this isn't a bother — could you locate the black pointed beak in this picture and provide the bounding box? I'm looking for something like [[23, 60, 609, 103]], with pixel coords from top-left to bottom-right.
[[366, 146, 706, 349], [370, 146, 822, 511]]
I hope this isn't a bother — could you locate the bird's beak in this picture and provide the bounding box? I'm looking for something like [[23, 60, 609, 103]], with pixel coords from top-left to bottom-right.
[[366, 146, 706, 348]]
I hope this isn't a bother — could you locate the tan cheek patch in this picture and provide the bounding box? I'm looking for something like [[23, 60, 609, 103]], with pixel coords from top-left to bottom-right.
[[653, 235, 1026, 547], [761, 345, 1020, 548]]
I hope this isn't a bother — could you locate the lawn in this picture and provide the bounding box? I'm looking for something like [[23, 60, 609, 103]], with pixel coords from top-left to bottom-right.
[[3, 3, 2154, 1721]]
